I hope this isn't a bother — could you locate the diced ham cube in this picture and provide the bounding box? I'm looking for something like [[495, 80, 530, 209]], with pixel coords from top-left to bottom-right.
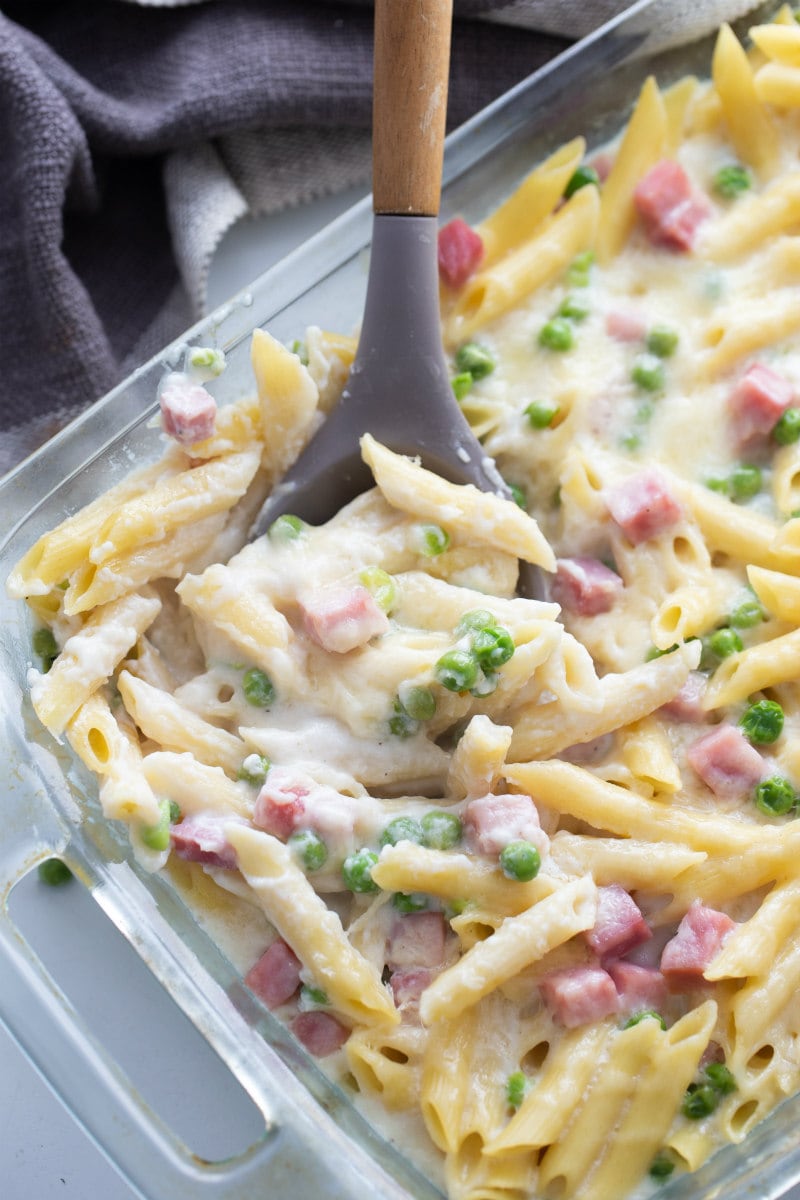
[[539, 965, 619, 1027], [464, 792, 549, 858], [291, 1011, 350, 1057], [300, 584, 389, 654], [584, 884, 651, 959], [606, 469, 683, 544], [605, 310, 647, 342], [386, 912, 446, 971], [687, 724, 766, 798], [389, 966, 435, 1016], [253, 767, 310, 839], [607, 961, 668, 1016], [551, 556, 624, 616], [245, 938, 302, 1009], [159, 375, 217, 446], [660, 671, 708, 723], [660, 901, 737, 991], [438, 217, 485, 289], [170, 814, 237, 870], [728, 362, 794, 446], [633, 159, 709, 251], [699, 1040, 725, 1069]]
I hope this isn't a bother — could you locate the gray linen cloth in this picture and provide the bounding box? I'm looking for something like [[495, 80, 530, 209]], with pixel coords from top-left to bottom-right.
[[0, 0, 758, 476]]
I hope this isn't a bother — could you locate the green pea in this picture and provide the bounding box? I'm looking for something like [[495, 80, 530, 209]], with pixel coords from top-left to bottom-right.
[[451, 371, 473, 400], [754, 775, 796, 816], [631, 354, 665, 392], [740, 699, 784, 745], [648, 1152, 676, 1180], [620, 432, 642, 452], [506, 1070, 528, 1110], [646, 643, 678, 662], [704, 1062, 737, 1095], [289, 339, 309, 365], [499, 840, 541, 882], [359, 566, 398, 613], [558, 294, 590, 322], [268, 514, 306, 541], [538, 317, 574, 351], [434, 649, 480, 693], [705, 477, 731, 496], [681, 1082, 718, 1120], [389, 699, 419, 739], [525, 399, 560, 429], [455, 342, 496, 380], [773, 407, 800, 445], [646, 325, 679, 358], [729, 464, 762, 501], [299, 984, 329, 1008], [420, 810, 462, 850], [564, 164, 600, 199], [380, 816, 425, 848], [713, 164, 753, 199], [623, 1010, 666, 1030], [342, 848, 380, 893], [508, 483, 527, 510], [168, 800, 182, 824], [140, 798, 174, 852], [472, 625, 515, 670], [32, 627, 58, 665], [392, 891, 429, 913], [566, 249, 595, 287], [728, 597, 764, 629], [417, 524, 450, 557], [289, 829, 328, 872], [188, 345, 226, 376], [243, 667, 275, 708], [37, 858, 72, 886], [400, 685, 437, 722], [707, 627, 743, 660], [455, 610, 495, 636], [238, 753, 271, 784]]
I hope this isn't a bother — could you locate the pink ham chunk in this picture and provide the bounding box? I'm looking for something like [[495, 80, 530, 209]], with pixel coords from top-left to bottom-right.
[[551, 556, 623, 616], [540, 965, 619, 1027], [253, 767, 310, 839], [438, 217, 485, 289], [584, 884, 651, 959], [170, 814, 237, 869], [606, 469, 683, 544], [660, 671, 708, 723], [245, 938, 302, 1009], [300, 584, 389, 654], [633, 159, 709, 251], [605, 310, 647, 342], [386, 912, 446, 971], [389, 966, 435, 1016], [687, 724, 766, 798], [607, 961, 668, 1016], [728, 362, 794, 446], [464, 792, 549, 859], [159, 375, 217, 446], [661, 901, 737, 991], [291, 1011, 350, 1057]]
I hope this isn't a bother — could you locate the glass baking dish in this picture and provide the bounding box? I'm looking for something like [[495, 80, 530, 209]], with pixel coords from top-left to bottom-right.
[[3, 1, 800, 1197]]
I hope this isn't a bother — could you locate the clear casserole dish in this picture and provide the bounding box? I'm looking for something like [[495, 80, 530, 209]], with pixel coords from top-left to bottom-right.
[[3, 2, 800, 1198]]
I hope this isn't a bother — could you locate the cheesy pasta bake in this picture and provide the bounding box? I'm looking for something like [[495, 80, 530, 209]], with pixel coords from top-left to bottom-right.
[[12, 10, 800, 1199]]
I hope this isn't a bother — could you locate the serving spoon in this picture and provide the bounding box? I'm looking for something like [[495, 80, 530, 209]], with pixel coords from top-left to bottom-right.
[[251, 0, 535, 592]]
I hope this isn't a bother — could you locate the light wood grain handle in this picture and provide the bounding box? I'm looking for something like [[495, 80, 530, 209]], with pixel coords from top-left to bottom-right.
[[372, 0, 453, 216]]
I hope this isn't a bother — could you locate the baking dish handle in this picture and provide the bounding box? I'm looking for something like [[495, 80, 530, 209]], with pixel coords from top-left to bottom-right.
[[0, 903, 365, 1200]]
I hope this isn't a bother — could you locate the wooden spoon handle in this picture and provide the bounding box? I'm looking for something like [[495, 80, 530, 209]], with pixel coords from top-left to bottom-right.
[[372, 0, 453, 216]]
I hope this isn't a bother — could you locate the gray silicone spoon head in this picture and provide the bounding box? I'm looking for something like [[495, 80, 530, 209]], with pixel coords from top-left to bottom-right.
[[250, 0, 535, 595]]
